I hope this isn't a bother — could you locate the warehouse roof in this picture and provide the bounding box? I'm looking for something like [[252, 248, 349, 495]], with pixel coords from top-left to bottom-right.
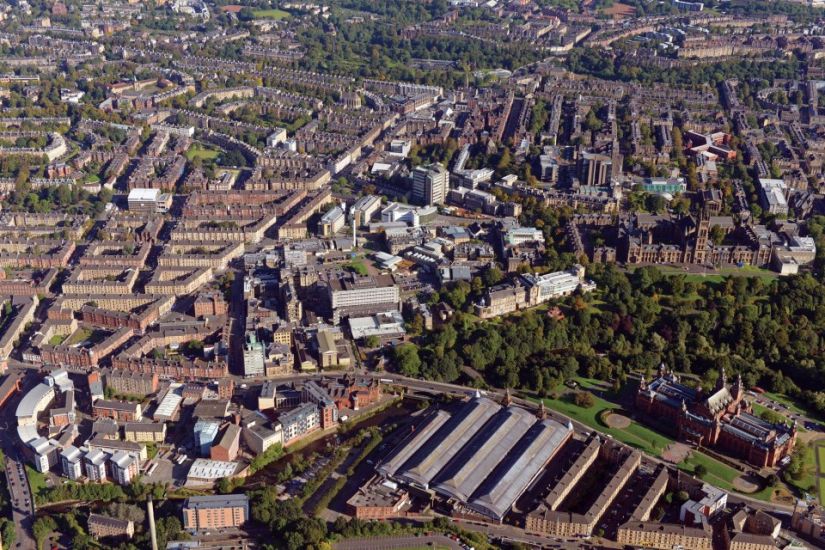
[[432, 406, 537, 503], [468, 417, 571, 520], [396, 397, 501, 489]]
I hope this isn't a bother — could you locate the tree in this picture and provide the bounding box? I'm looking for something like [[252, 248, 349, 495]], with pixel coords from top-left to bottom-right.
[[694, 464, 707, 478], [573, 391, 595, 408], [33, 516, 57, 549], [710, 225, 725, 245], [393, 344, 421, 377]]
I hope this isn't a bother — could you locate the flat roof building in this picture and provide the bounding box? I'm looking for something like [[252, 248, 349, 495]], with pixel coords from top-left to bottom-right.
[[182, 494, 249, 531]]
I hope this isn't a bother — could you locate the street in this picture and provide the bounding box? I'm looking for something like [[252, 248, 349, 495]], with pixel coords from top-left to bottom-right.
[[4, 452, 36, 550]]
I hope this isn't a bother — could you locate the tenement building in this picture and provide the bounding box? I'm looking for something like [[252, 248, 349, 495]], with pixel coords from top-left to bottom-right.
[[636, 366, 796, 467]]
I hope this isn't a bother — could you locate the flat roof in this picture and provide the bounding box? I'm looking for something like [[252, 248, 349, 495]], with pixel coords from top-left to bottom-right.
[[184, 494, 249, 509], [187, 458, 238, 480], [397, 397, 501, 489], [128, 188, 161, 201]]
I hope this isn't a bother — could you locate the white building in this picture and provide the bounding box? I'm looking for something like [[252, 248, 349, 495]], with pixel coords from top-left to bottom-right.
[[111, 451, 138, 485], [758, 178, 788, 216], [60, 445, 83, 480], [84, 449, 108, 481], [266, 128, 288, 148], [680, 483, 727, 524], [412, 163, 449, 206]]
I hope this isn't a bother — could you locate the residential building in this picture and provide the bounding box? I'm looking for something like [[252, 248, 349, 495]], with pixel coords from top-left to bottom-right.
[[88, 514, 134, 539], [243, 333, 265, 378], [110, 450, 139, 485], [182, 494, 249, 530], [279, 402, 320, 442], [123, 422, 166, 443], [93, 399, 142, 422]]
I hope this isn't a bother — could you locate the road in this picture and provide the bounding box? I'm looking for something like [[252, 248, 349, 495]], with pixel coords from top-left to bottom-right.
[[4, 452, 36, 550], [333, 534, 464, 550]]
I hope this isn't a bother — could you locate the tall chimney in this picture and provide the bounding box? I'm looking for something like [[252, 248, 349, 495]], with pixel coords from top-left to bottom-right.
[[147, 496, 159, 550]]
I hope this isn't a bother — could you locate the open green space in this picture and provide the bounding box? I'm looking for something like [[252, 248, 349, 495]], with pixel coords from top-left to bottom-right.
[[185, 145, 220, 161], [25, 465, 46, 500], [536, 377, 775, 501], [534, 378, 673, 457], [48, 334, 66, 346], [644, 265, 779, 284], [786, 442, 817, 498], [252, 8, 290, 19], [817, 445, 825, 475], [345, 260, 369, 276], [677, 451, 739, 492]]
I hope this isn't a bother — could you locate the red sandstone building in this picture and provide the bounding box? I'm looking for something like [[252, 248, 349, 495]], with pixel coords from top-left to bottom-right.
[[636, 366, 796, 468]]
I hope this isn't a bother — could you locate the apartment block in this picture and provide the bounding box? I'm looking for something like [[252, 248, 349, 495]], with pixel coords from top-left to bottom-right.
[[182, 494, 249, 530]]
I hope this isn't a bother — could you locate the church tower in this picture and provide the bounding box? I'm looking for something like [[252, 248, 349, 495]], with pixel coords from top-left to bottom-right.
[[694, 208, 710, 264]]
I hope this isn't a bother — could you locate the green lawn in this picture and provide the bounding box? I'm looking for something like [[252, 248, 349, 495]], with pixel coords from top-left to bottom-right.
[[677, 451, 739, 492], [65, 328, 93, 346], [817, 446, 825, 475], [252, 8, 290, 19], [345, 260, 369, 276], [534, 379, 673, 457], [25, 465, 46, 500], [536, 377, 776, 501], [786, 442, 817, 498], [651, 265, 778, 284], [185, 145, 220, 161], [48, 334, 66, 346]]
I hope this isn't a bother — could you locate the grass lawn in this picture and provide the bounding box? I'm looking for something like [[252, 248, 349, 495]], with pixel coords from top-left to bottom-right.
[[651, 265, 778, 284], [677, 452, 739, 492], [786, 442, 817, 498], [83, 173, 100, 184], [534, 379, 674, 457], [185, 145, 220, 161], [818, 445, 825, 475], [26, 465, 47, 500], [48, 334, 66, 346], [65, 327, 93, 346], [345, 260, 369, 276], [253, 8, 290, 19]]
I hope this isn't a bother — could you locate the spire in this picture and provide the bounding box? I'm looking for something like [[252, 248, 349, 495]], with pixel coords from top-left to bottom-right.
[[658, 363, 666, 379], [639, 374, 647, 391], [716, 366, 727, 391], [502, 387, 512, 407], [681, 399, 688, 414], [732, 372, 743, 399], [538, 401, 547, 420]]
